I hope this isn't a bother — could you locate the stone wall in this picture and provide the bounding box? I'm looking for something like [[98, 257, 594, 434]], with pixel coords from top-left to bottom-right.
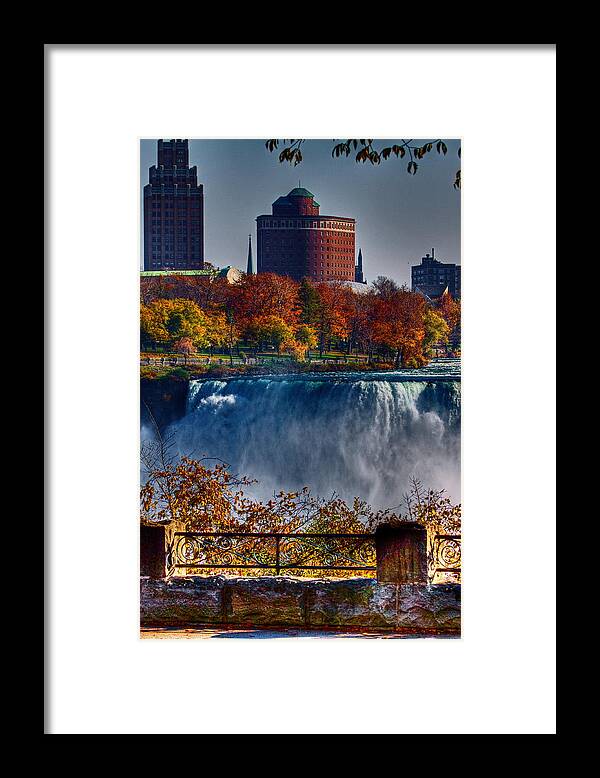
[[140, 576, 461, 635]]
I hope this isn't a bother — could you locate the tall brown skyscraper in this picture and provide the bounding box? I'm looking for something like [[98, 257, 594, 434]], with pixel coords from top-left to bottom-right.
[[256, 188, 356, 282], [143, 139, 204, 270]]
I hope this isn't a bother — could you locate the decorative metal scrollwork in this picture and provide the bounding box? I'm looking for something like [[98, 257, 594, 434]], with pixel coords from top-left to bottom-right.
[[279, 535, 376, 571], [428, 534, 461, 584], [170, 532, 377, 577], [172, 534, 270, 569]]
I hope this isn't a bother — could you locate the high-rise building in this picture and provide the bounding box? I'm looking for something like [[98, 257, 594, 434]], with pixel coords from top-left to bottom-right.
[[411, 248, 461, 299], [143, 139, 204, 271], [256, 188, 356, 282]]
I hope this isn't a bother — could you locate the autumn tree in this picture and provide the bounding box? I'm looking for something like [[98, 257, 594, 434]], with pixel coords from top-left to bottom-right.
[[243, 315, 295, 355], [140, 298, 225, 352], [236, 272, 300, 324], [372, 284, 427, 367], [140, 275, 174, 305], [140, 299, 179, 346], [265, 138, 461, 189], [437, 292, 461, 332], [314, 281, 353, 357], [294, 324, 318, 360], [140, 273, 233, 312], [345, 290, 379, 361], [174, 274, 229, 311], [173, 337, 196, 356], [423, 308, 450, 357], [343, 288, 377, 357]]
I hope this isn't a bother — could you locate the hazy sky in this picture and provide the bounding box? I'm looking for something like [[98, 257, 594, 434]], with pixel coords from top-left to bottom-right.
[[140, 139, 460, 286]]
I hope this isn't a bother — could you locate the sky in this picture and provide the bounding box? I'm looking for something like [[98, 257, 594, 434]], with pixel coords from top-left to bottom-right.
[[140, 139, 461, 286]]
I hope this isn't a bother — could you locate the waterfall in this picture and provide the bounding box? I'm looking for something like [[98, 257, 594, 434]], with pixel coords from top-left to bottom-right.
[[164, 371, 461, 510]]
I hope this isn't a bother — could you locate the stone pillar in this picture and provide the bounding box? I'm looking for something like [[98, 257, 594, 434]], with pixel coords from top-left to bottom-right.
[[375, 522, 427, 584], [140, 524, 166, 578]]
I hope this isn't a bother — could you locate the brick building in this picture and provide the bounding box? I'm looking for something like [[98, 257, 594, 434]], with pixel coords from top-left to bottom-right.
[[143, 139, 204, 271], [411, 248, 461, 300], [256, 188, 357, 282]]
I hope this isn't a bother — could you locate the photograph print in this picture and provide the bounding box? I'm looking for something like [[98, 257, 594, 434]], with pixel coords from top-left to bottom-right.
[[139, 138, 461, 638]]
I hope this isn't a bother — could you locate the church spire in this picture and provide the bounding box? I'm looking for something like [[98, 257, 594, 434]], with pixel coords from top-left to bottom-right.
[[246, 234, 254, 275], [355, 248, 365, 283]]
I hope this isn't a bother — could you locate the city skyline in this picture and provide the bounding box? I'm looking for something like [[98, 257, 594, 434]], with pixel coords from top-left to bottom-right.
[[140, 138, 461, 286]]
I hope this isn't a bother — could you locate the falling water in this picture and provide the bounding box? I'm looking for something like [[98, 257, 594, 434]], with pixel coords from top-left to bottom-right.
[[163, 359, 461, 510]]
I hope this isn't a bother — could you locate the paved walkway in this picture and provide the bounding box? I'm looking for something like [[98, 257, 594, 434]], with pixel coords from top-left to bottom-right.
[[140, 627, 458, 639]]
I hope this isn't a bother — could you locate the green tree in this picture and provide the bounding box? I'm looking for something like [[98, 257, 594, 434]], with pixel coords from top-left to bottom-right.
[[298, 278, 321, 327]]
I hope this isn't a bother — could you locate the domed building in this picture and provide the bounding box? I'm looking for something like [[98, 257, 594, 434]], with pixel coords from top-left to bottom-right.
[[256, 187, 359, 282]]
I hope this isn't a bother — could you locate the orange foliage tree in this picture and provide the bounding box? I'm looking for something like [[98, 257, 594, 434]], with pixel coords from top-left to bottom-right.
[[314, 281, 353, 356], [347, 289, 379, 358], [172, 337, 196, 355], [141, 273, 231, 312], [437, 293, 461, 333], [294, 324, 318, 360], [236, 272, 301, 323], [372, 288, 427, 367]]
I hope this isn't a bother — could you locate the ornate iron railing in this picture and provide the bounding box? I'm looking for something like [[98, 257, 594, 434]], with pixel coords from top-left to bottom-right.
[[428, 534, 461, 583], [167, 531, 377, 577], [165, 529, 461, 581]]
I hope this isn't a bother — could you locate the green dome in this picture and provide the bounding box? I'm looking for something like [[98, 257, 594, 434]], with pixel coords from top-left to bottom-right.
[[288, 187, 314, 198]]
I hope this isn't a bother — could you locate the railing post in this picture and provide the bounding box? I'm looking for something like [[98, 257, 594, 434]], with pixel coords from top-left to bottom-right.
[[275, 535, 281, 575], [375, 522, 428, 584], [140, 523, 167, 578]]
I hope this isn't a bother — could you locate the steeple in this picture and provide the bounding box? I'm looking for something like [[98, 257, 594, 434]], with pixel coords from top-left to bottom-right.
[[355, 248, 365, 284], [246, 234, 254, 275]]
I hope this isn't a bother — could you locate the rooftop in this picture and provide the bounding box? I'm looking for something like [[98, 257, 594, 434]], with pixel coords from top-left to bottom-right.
[[140, 269, 214, 277], [272, 190, 321, 208], [140, 266, 239, 280], [414, 283, 450, 301], [287, 187, 315, 198], [257, 214, 354, 222]]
